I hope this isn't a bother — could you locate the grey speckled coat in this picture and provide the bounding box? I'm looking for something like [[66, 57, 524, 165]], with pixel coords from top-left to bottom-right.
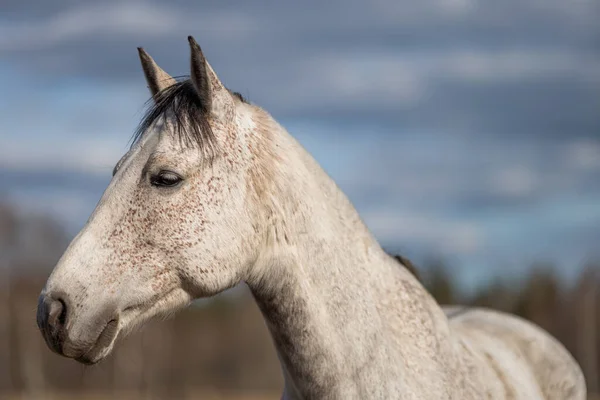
[[37, 37, 586, 400]]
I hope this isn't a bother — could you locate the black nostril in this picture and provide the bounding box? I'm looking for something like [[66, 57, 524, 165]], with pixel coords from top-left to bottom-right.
[[47, 298, 67, 329], [57, 298, 67, 326], [37, 293, 71, 355]]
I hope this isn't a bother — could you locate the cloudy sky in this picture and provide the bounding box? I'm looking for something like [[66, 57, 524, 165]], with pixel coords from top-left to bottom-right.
[[1, 0, 599, 293]]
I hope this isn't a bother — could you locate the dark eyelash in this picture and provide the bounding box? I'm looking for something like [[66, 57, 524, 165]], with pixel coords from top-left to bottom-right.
[[150, 171, 183, 188]]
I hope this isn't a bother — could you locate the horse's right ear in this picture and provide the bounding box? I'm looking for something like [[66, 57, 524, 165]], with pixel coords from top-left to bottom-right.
[[137, 47, 176, 100]]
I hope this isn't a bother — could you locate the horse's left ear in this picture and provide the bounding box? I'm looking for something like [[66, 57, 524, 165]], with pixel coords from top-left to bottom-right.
[[188, 36, 234, 121]]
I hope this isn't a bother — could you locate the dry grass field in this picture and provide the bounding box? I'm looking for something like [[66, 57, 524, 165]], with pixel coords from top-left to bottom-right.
[[1, 204, 599, 399]]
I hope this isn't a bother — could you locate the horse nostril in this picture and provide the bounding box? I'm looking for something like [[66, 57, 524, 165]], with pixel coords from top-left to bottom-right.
[[37, 293, 71, 355], [48, 298, 68, 330]]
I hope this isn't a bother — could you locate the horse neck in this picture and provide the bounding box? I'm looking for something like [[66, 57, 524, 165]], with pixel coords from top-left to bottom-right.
[[245, 116, 450, 398]]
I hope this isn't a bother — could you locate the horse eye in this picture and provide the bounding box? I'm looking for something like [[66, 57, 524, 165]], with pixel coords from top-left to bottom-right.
[[150, 171, 183, 188]]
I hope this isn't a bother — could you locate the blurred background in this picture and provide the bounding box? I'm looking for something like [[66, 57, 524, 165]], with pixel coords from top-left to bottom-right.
[[1, 0, 599, 399]]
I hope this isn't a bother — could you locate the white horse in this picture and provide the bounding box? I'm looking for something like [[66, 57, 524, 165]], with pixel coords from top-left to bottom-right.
[[37, 36, 586, 399]]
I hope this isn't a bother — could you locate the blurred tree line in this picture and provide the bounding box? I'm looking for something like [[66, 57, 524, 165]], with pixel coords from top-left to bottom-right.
[[0, 201, 598, 399]]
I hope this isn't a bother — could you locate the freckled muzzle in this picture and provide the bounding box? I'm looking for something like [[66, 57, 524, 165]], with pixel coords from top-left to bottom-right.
[[36, 291, 120, 365]]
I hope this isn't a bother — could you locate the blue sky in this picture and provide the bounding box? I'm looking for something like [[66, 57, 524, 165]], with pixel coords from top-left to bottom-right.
[[1, 0, 599, 294]]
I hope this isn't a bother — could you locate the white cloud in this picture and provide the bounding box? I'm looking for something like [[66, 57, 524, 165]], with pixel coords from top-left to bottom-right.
[[444, 50, 600, 83], [363, 208, 484, 255], [0, 140, 121, 176], [269, 48, 599, 116], [489, 165, 538, 198], [315, 54, 427, 105], [0, 2, 258, 52], [565, 139, 600, 171]]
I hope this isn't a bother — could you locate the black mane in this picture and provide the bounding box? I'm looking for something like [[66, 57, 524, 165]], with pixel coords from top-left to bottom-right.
[[131, 77, 248, 157]]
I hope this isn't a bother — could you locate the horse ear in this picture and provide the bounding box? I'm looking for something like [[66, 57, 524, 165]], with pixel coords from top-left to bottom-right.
[[188, 35, 234, 120], [137, 47, 176, 100]]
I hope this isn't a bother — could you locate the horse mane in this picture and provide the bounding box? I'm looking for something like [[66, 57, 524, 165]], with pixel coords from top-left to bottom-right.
[[131, 77, 248, 157], [392, 254, 421, 282], [391, 254, 473, 319]]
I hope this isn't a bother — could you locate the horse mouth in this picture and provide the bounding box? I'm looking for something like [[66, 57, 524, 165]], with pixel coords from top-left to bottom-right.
[[117, 288, 191, 337], [72, 319, 119, 365], [69, 288, 190, 366]]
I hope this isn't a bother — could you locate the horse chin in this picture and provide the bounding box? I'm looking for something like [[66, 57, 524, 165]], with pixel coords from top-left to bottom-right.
[[69, 319, 120, 365], [74, 347, 112, 365]]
